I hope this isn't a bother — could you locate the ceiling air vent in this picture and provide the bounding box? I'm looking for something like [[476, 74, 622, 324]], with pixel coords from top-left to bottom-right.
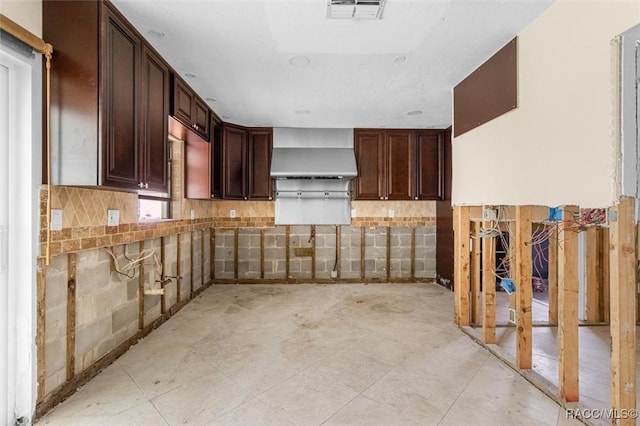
[[326, 0, 386, 20]]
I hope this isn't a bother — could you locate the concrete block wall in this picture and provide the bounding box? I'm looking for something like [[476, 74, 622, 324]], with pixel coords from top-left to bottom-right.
[[238, 228, 261, 279], [43, 254, 67, 395], [163, 235, 179, 307], [364, 227, 388, 279], [315, 225, 338, 279], [179, 232, 192, 300], [340, 226, 362, 279], [214, 229, 236, 279], [143, 238, 163, 327], [415, 226, 437, 279], [203, 229, 211, 284], [191, 230, 203, 291], [390, 227, 412, 279], [263, 226, 286, 279], [288, 226, 313, 280]]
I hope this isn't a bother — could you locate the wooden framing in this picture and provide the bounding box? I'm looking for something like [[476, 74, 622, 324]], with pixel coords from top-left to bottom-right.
[[410, 227, 416, 279], [609, 197, 636, 424], [599, 227, 610, 323], [482, 222, 496, 344], [360, 227, 365, 281], [558, 205, 579, 402], [453, 206, 471, 326], [210, 228, 216, 280], [337, 226, 342, 279], [312, 225, 317, 280], [138, 241, 145, 330], [176, 234, 182, 303], [260, 228, 265, 279], [66, 253, 76, 380], [36, 260, 46, 402], [233, 228, 239, 280], [585, 227, 599, 322], [190, 231, 195, 294], [285, 225, 290, 278], [515, 206, 532, 369], [548, 226, 558, 324], [160, 236, 166, 314], [201, 229, 205, 289], [471, 222, 482, 325], [386, 227, 391, 282]]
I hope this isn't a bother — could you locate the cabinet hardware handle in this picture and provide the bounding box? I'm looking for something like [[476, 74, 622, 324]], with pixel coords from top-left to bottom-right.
[[138, 182, 144, 188], [211, 194, 215, 198], [380, 196, 383, 200], [144, 183, 149, 189]]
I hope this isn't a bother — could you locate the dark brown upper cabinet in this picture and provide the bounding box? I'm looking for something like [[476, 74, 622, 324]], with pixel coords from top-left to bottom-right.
[[354, 128, 444, 201], [222, 124, 273, 200], [210, 117, 223, 199], [44, 0, 170, 196], [171, 75, 209, 140], [416, 130, 444, 200], [247, 128, 273, 200]]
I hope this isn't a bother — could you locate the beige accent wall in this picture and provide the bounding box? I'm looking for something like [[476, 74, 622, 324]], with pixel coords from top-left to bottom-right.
[[452, 0, 640, 207], [1, 0, 42, 37]]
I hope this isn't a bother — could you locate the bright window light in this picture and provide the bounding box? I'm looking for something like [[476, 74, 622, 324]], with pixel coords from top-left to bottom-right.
[[139, 198, 170, 222]]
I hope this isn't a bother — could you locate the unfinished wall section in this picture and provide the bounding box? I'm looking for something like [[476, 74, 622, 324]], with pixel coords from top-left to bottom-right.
[[415, 226, 437, 279], [238, 228, 261, 279], [340, 226, 362, 279], [214, 229, 236, 279], [263, 226, 286, 279], [43, 254, 67, 396], [315, 226, 338, 279]]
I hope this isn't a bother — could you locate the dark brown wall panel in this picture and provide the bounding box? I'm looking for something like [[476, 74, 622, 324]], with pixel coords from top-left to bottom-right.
[[453, 37, 517, 137]]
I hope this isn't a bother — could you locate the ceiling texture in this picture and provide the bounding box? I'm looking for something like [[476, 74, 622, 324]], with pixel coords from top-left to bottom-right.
[[112, 0, 554, 129]]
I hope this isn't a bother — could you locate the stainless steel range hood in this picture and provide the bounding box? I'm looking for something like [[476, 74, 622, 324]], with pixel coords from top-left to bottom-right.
[[270, 128, 357, 225]]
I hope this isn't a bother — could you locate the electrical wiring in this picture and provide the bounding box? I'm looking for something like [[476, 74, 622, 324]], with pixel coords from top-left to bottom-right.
[[105, 245, 161, 281]]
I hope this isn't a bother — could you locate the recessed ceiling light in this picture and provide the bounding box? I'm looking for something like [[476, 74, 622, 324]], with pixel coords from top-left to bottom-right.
[[394, 55, 406, 63], [407, 110, 423, 116], [289, 56, 310, 67], [184, 72, 197, 79], [295, 109, 311, 115], [205, 97, 217, 102], [147, 29, 165, 38]]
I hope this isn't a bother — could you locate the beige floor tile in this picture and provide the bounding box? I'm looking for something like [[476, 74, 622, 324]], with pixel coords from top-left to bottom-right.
[[314, 349, 394, 393], [211, 397, 296, 426], [150, 371, 253, 424], [324, 395, 420, 426]]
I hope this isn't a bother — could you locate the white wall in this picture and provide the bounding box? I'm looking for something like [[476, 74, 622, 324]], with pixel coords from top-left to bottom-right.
[[452, 0, 640, 207], [1, 0, 42, 37]]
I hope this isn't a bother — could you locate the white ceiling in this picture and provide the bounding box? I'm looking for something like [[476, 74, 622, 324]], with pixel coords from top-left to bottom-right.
[[111, 0, 554, 129]]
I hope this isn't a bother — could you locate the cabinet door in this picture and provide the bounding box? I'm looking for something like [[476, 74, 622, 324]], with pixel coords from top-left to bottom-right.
[[222, 125, 248, 199], [185, 138, 211, 199], [172, 77, 193, 127], [247, 129, 273, 200], [193, 97, 210, 139], [210, 119, 223, 198], [354, 129, 385, 200], [101, 6, 140, 189], [141, 45, 170, 193], [386, 130, 415, 200], [416, 130, 444, 200]]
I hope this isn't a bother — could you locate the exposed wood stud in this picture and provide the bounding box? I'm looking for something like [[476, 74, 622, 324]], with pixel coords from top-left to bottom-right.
[[410, 227, 416, 280], [515, 205, 532, 368], [558, 205, 579, 402], [453, 206, 471, 326], [471, 222, 482, 325], [609, 197, 636, 424], [386, 226, 391, 282], [311, 225, 316, 280], [138, 241, 145, 330], [360, 227, 366, 281], [36, 260, 47, 402], [285, 225, 290, 279], [201, 229, 205, 287], [601, 227, 610, 323], [585, 227, 599, 322], [66, 253, 77, 381], [160, 237, 166, 314], [548, 226, 558, 325], [482, 224, 496, 344], [210, 228, 216, 280], [260, 228, 265, 279], [234, 228, 239, 280], [176, 234, 182, 304], [336, 226, 342, 279], [190, 231, 194, 296]]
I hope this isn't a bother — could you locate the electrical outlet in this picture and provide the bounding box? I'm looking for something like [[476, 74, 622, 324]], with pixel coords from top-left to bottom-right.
[[388, 209, 395, 218], [351, 209, 356, 218], [190, 209, 195, 220], [51, 209, 63, 231], [107, 209, 120, 227], [230, 209, 236, 218]]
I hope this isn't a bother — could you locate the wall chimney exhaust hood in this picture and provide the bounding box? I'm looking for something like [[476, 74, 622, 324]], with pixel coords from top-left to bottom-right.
[[270, 128, 357, 225]]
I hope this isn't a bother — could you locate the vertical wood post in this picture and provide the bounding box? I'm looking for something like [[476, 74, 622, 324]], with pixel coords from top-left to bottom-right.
[[386, 226, 391, 281], [515, 206, 533, 369], [311, 225, 316, 280], [210, 228, 216, 280], [285, 225, 290, 279], [201, 229, 205, 287], [585, 227, 599, 322], [548, 226, 558, 324], [138, 241, 145, 330], [471, 222, 482, 325], [160, 237, 166, 314], [558, 205, 579, 402], [609, 197, 636, 425], [176, 234, 181, 303], [260, 228, 265, 279], [360, 227, 366, 281], [482, 225, 496, 344], [410, 227, 416, 280], [600, 227, 610, 323], [453, 206, 471, 326], [336, 226, 342, 279], [234, 228, 239, 280], [190, 231, 195, 295], [36, 260, 46, 402], [66, 253, 76, 381]]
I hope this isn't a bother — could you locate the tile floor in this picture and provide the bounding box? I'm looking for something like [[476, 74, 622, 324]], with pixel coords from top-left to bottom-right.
[[37, 283, 581, 425]]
